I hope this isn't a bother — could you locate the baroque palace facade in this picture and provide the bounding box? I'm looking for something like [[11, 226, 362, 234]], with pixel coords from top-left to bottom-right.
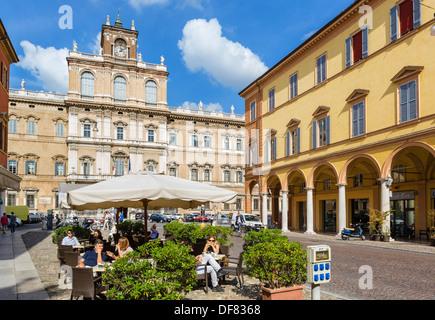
[[6, 15, 245, 215], [240, 0, 435, 239]]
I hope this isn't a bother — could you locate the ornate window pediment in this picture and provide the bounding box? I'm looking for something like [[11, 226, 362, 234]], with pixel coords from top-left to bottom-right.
[[79, 155, 95, 162], [391, 66, 423, 83], [79, 117, 96, 124], [23, 114, 40, 122], [346, 89, 370, 103], [286, 118, 301, 130], [23, 153, 40, 160], [52, 154, 68, 162], [52, 117, 68, 124], [312, 106, 330, 119], [113, 120, 128, 127]]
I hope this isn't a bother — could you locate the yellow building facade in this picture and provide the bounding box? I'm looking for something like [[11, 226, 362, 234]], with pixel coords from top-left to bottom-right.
[[240, 0, 435, 239]]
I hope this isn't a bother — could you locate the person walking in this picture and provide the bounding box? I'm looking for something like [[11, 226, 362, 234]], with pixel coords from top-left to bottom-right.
[[1, 213, 8, 234], [103, 211, 109, 230], [9, 212, 17, 233]]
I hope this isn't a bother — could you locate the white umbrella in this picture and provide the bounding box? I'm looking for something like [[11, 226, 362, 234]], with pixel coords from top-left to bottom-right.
[[67, 171, 238, 234]]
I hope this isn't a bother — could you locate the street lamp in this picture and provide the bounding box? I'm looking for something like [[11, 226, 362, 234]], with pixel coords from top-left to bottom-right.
[[431, 14, 435, 36]]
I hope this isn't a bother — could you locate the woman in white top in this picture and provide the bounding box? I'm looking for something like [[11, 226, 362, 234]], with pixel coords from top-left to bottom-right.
[[106, 237, 133, 260]]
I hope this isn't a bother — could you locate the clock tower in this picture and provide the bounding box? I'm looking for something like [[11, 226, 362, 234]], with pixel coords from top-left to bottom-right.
[[101, 13, 138, 62]]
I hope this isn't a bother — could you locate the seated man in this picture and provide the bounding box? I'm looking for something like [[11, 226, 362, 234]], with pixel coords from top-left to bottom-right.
[[77, 239, 107, 267], [62, 230, 80, 246], [196, 253, 229, 292]]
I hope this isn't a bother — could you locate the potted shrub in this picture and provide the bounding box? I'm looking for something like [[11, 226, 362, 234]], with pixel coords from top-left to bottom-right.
[[243, 229, 307, 300], [52, 225, 91, 244], [163, 221, 233, 247], [368, 208, 391, 241], [102, 240, 197, 300]]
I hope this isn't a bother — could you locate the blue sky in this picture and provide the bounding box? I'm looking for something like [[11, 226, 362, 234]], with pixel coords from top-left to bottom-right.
[[2, 0, 354, 115]]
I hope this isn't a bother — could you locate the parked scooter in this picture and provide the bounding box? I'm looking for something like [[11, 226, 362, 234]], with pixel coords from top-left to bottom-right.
[[341, 221, 365, 240], [82, 218, 95, 230]]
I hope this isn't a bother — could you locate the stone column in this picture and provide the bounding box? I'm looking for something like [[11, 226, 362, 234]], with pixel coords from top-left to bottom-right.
[[378, 176, 393, 239], [305, 187, 315, 234], [337, 183, 347, 237], [281, 190, 289, 232], [261, 193, 268, 228]]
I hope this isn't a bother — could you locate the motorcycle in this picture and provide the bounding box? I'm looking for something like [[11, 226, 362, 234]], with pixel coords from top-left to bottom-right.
[[82, 218, 95, 230], [341, 221, 365, 240]]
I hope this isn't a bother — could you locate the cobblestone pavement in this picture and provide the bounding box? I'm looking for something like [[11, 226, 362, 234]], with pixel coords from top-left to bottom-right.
[[20, 224, 342, 301], [20, 222, 435, 301], [282, 231, 435, 300]]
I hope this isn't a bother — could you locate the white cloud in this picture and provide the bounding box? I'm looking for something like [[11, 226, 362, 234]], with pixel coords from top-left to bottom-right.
[[17, 40, 69, 94], [89, 32, 101, 54], [178, 18, 268, 91], [128, 0, 170, 10], [128, 0, 206, 10], [180, 101, 223, 112], [302, 29, 316, 41]]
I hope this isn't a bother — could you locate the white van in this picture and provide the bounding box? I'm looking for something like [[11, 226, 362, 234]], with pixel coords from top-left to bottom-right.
[[231, 213, 264, 232]]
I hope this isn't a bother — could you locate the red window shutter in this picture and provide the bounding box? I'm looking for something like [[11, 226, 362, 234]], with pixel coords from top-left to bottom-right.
[[353, 31, 363, 62], [399, 0, 413, 35]]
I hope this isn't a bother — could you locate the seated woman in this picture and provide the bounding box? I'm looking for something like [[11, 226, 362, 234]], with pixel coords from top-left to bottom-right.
[[89, 230, 103, 245], [203, 236, 222, 254], [106, 237, 133, 260], [149, 224, 159, 239]]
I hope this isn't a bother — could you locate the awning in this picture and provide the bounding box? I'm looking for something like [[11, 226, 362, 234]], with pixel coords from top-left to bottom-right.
[[0, 166, 21, 191]]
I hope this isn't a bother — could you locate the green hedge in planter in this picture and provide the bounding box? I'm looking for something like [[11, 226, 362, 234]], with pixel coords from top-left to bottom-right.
[[52, 225, 91, 244], [117, 220, 146, 236], [102, 240, 197, 300], [243, 229, 307, 290], [163, 221, 233, 246]]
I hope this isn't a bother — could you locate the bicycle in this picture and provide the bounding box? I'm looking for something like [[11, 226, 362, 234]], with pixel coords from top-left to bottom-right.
[[234, 223, 248, 238]]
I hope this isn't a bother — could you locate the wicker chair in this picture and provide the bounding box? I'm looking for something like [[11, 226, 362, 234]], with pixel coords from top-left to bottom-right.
[[57, 245, 73, 266], [64, 251, 80, 267], [195, 263, 209, 293], [70, 267, 106, 300], [224, 252, 245, 288]]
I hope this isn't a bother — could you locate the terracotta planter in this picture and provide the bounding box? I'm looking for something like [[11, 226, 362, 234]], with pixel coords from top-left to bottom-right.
[[261, 285, 305, 300], [371, 234, 381, 241], [382, 235, 391, 242]]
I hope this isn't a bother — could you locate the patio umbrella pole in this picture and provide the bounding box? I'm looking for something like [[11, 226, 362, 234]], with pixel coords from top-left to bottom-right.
[[142, 199, 149, 238]]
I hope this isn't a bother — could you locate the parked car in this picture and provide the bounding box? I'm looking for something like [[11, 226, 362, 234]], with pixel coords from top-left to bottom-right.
[[231, 213, 264, 231], [162, 214, 173, 222], [196, 215, 209, 223], [214, 214, 231, 228], [186, 214, 198, 222], [171, 214, 184, 221], [150, 214, 169, 223], [28, 213, 40, 223], [205, 214, 214, 222], [7, 214, 23, 227], [135, 212, 143, 220]]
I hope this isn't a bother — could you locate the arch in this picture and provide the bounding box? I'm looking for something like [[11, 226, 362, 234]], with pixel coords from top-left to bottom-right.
[[114, 75, 127, 101], [145, 80, 158, 104], [307, 161, 339, 188], [285, 168, 307, 188], [338, 153, 381, 184], [248, 180, 259, 195], [79, 69, 96, 78], [265, 172, 282, 190], [382, 142, 435, 177]]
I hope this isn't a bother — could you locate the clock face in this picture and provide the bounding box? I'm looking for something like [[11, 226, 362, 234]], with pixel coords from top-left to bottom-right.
[[114, 39, 127, 58]]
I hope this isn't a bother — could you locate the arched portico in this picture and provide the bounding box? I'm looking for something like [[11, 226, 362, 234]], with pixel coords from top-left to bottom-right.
[[383, 143, 435, 238], [265, 173, 282, 228], [286, 168, 308, 231]]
